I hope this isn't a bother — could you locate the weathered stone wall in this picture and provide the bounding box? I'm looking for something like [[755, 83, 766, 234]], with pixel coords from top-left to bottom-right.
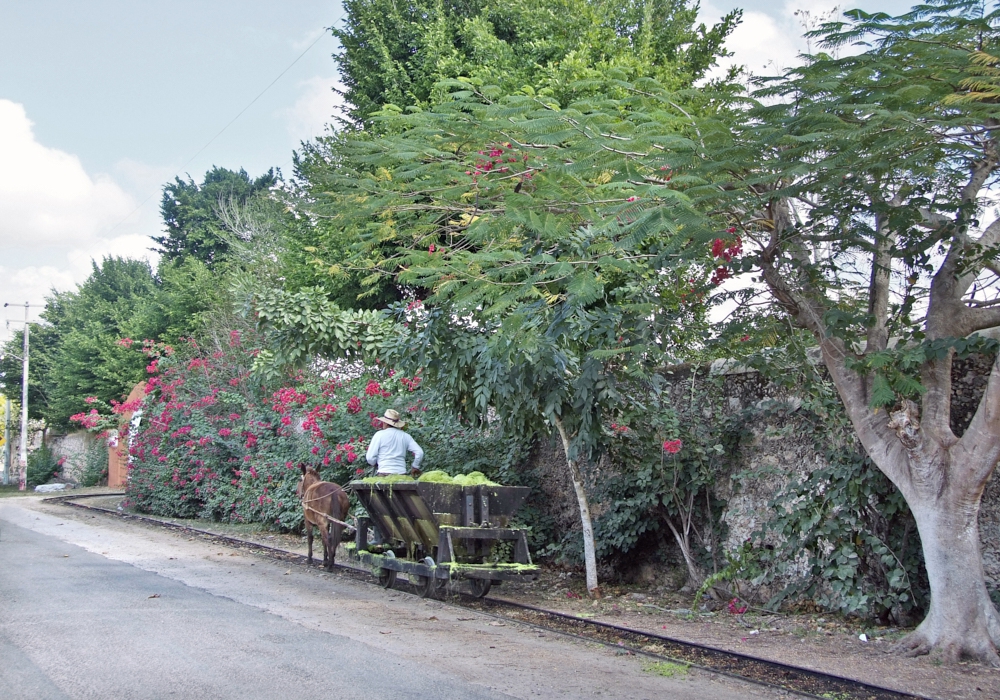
[[696, 356, 1000, 590], [47, 430, 95, 483], [524, 354, 1000, 592]]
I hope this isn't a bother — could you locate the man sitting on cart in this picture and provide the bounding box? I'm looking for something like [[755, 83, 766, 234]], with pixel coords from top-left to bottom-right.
[[366, 408, 424, 478]]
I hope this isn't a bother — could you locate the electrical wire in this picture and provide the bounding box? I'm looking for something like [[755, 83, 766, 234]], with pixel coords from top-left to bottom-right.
[[105, 27, 331, 237]]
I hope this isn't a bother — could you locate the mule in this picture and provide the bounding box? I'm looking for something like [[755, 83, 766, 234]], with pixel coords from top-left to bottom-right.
[[296, 464, 351, 571]]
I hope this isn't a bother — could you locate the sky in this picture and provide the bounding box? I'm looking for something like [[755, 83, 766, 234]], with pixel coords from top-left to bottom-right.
[[0, 0, 914, 338]]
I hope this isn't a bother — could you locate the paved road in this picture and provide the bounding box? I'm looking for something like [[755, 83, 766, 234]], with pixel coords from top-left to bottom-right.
[[0, 498, 778, 699], [0, 517, 507, 700]]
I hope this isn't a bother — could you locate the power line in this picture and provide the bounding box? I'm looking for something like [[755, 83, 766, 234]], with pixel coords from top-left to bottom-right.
[[105, 27, 332, 237]]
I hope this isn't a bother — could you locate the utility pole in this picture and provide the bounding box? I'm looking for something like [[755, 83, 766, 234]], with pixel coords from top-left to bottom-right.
[[5, 302, 41, 491], [2, 394, 10, 486], [19, 303, 28, 490]]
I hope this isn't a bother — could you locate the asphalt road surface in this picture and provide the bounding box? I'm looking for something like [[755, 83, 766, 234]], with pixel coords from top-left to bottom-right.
[[0, 497, 778, 699]]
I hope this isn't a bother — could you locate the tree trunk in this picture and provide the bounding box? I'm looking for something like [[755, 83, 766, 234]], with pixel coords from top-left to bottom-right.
[[664, 516, 706, 589], [896, 494, 1000, 665], [553, 416, 601, 597]]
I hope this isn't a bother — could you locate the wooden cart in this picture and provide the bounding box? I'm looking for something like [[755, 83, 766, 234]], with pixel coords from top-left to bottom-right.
[[347, 480, 538, 598]]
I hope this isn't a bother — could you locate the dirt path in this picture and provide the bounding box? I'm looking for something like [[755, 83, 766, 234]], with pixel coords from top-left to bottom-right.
[[497, 570, 1000, 700], [0, 496, 777, 700]]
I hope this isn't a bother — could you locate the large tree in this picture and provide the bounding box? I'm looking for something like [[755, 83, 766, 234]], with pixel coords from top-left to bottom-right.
[[704, 1, 1000, 663], [37, 258, 161, 428], [332, 0, 739, 123], [155, 166, 278, 266]]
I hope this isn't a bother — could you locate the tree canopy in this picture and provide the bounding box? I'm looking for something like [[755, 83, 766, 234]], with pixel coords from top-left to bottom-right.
[[333, 0, 739, 123], [155, 166, 279, 266]]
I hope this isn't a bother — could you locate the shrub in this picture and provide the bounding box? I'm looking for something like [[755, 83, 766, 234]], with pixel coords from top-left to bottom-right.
[[79, 439, 108, 487], [26, 443, 61, 487], [121, 333, 533, 530]]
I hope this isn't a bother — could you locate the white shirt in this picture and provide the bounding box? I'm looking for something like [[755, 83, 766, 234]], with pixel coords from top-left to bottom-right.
[[366, 427, 424, 474]]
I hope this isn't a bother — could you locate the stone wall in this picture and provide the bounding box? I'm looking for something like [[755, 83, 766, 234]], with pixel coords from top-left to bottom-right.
[[47, 430, 97, 483], [686, 355, 1000, 590], [524, 354, 1000, 592]]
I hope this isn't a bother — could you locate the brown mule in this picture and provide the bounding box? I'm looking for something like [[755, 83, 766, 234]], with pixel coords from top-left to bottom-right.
[[296, 464, 351, 571]]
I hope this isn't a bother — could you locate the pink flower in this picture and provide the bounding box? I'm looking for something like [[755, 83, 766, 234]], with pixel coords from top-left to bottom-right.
[[626, 196, 638, 202], [662, 439, 683, 454], [218, 428, 232, 437], [84, 396, 98, 404]]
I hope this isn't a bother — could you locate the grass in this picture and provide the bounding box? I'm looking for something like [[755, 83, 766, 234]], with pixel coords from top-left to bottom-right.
[[0, 483, 35, 498], [642, 661, 690, 678]]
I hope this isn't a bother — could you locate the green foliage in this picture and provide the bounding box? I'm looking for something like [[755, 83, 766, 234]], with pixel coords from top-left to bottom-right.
[[252, 287, 396, 370], [752, 436, 927, 621], [332, 0, 740, 123], [698, 0, 1000, 408], [41, 258, 162, 429], [594, 372, 735, 572], [0, 323, 55, 422], [155, 167, 278, 267], [26, 443, 61, 487], [79, 439, 108, 487], [734, 344, 929, 621]]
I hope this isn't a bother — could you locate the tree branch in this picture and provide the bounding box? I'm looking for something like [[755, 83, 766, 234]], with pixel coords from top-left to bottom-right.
[[955, 353, 1000, 488]]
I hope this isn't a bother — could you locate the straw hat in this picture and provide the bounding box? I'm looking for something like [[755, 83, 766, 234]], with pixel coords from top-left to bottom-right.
[[375, 408, 406, 428]]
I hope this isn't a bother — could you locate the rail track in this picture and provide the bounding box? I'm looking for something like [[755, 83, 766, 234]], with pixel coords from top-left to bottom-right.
[[46, 492, 932, 700]]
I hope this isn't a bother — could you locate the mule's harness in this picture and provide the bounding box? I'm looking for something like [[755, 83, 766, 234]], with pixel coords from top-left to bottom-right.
[[299, 492, 354, 530]]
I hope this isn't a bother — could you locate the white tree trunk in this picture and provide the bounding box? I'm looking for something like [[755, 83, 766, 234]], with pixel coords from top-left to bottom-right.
[[553, 416, 601, 597], [897, 494, 1000, 664]]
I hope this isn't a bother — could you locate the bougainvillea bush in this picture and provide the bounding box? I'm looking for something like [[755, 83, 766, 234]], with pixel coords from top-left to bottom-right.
[[118, 332, 531, 530]]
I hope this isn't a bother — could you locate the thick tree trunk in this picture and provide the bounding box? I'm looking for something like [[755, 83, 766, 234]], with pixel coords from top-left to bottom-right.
[[899, 499, 1000, 665], [553, 416, 601, 598]]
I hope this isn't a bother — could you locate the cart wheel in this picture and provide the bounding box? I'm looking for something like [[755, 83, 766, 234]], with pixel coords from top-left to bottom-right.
[[377, 550, 397, 589], [378, 568, 397, 589], [469, 578, 492, 598], [417, 557, 443, 599]]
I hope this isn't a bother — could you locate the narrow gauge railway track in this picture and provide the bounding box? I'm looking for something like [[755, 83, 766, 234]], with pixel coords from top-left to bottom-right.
[[48, 493, 931, 700]]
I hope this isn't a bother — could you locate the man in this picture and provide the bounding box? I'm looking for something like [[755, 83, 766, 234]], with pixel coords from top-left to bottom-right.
[[366, 409, 424, 477]]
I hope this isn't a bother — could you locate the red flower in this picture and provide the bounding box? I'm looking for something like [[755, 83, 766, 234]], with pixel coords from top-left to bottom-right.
[[218, 428, 232, 437], [662, 439, 683, 454], [711, 267, 731, 286], [346, 396, 362, 414]]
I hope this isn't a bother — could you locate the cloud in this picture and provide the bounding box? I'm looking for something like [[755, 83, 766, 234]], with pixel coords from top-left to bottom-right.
[[0, 100, 135, 249], [0, 100, 162, 336], [283, 76, 346, 144], [700, 1, 847, 80]]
